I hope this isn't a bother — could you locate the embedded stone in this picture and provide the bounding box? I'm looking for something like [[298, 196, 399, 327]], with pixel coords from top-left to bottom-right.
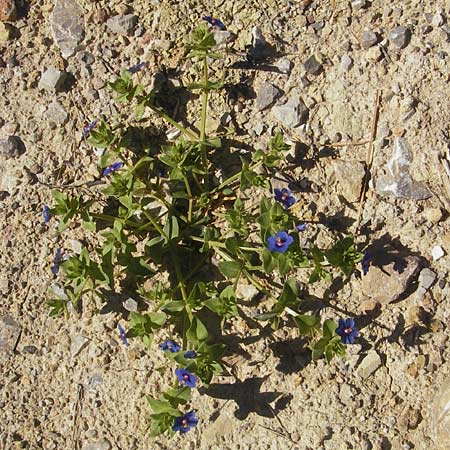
[[38, 68, 67, 92], [106, 14, 138, 35], [361, 30, 378, 49], [389, 26, 411, 49], [358, 350, 382, 378], [303, 54, 322, 75], [326, 160, 365, 203], [0, 315, 21, 353], [256, 82, 281, 111], [0, 135, 25, 158], [50, 0, 84, 58], [45, 101, 68, 125], [272, 95, 309, 128]]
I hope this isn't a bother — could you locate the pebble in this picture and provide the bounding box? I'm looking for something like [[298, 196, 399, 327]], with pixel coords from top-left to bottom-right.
[[248, 26, 272, 61], [358, 350, 382, 378], [389, 26, 411, 50], [361, 30, 378, 49], [38, 68, 67, 93], [274, 57, 292, 74], [303, 54, 322, 75], [81, 439, 111, 450], [123, 298, 138, 312], [326, 159, 365, 203], [50, 0, 84, 57], [70, 334, 89, 357], [432, 12, 444, 27], [351, 0, 367, 9], [340, 54, 353, 70], [77, 51, 95, 66], [0, 135, 25, 158], [0, 0, 17, 21], [431, 245, 445, 261], [255, 82, 281, 111], [423, 207, 442, 223], [212, 29, 232, 47], [415, 268, 436, 299], [0, 21, 14, 41], [272, 95, 309, 128], [0, 315, 21, 353], [375, 138, 432, 200], [106, 14, 138, 35], [44, 101, 69, 125]]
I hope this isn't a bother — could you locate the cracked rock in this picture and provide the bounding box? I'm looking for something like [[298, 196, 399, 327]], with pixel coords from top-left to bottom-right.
[[375, 138, 432, 200], [38, 68, 67, 92], [256, 82, 281, 111], [50, 0, 84, 58]]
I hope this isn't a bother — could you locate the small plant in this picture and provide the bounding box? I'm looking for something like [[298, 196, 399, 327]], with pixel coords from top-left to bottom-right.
[[46, 22, 364, 436]]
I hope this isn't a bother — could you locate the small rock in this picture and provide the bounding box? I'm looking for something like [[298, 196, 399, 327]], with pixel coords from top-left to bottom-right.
[[248, 26, 273, 61], [22, 345, 38, 354], [0, 315, 21, 353], [70, 334, 89, 357], [38, 68, 67, 93], [106, 14, 138, 35], [274, 57, 292, 74], [431, 245, 445, 261], [45, 101, 68, 125], [361, 253, 421, 305], [415, 268, 436, 299], [81, 439, 111, 450], [389, 26, 411, 50], [351, 0, 367, 9], [272, 95, 309, 128], [365, 46, 382, 63], [423, 207, 442, 223], [123, 298, 138, 312], [303, 54, 322, 75], [256, 82, 281, 111], [212, 29, 232, 47], [326, 160, 365, 203], [375, 138, 432, 200], [432, 12, 444, 27], [0, 22, 14, 41], [358, 350, 382, 378], [77, 51, 95, 66], [0, 0, 17, 21], [50, 0, 84, 58], [0, 135, 25, 158], [361, 30, 378, 49], [340, 54, 353, 70]]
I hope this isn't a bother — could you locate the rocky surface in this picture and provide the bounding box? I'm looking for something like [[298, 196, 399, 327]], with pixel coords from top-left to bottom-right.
[[0, 1, 450, 449]]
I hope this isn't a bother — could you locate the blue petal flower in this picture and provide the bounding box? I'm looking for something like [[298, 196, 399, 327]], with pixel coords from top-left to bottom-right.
[[202, 16, 226, 30], [175, 368, 197, 388], [361, 251, 370, 276], [172, 411, 198, 433], [117, 324, 129, 347], [102, 162, 124, 177], [184, 350, 197, 359], [127, 62, 146, 74], [267, 231, 294, 253], [82, 119, 98, 138], [43, 205, 52, 223], [274, 188, 296, 209], [336, 318, 359, 345], [159, 340, 181, 353], [51, 248, 63, 275]]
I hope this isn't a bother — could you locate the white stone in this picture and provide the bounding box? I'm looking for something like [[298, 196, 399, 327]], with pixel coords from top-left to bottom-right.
[[432, 245, 445, 261]]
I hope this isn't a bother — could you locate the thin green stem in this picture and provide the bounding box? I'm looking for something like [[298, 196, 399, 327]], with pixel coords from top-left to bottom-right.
[[212, 161, 262, 194], [181, 174, 194, 223], [148, 104, 198, 141], [200, 57, 209, 189], [90, 213, 140, 229]]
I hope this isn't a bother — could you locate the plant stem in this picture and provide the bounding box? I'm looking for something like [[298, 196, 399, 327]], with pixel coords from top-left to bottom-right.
[[148, 104, 198, 141], [200, 57, 209, 188], [212, 161, 262, 193], [182, 173, 194, 223]]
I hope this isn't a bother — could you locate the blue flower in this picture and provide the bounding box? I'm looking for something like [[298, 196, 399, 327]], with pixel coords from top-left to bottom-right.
[[361, 251, 370, 276], [117, 324, 129, 347], [102, 162, 124, 177], [202, 16, 226, 30], [51, 248, 63, 275], [267, 231, 294, 253], [159, 340, 181, 353], [184, 350, 197, 359], [274, 188, 296, 209], [336, 318, 359, 345], [43, 205, 51, 223], [175, 368, 197, 388], [296, 223, 307, 232], [127, 62, 146, 74], [82, 119, 98, 138], [172, 411, 198, 433]]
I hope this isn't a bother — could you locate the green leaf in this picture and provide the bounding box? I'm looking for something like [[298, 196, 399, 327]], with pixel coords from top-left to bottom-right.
[[146, 397, 179, 416], [163, 387, 191, 406], [161, 301, 185, 314], [218, 260, 241, 278], [323, 319, 337, 338], [294, 314, 321, 336], [186, 317, 208, 342]]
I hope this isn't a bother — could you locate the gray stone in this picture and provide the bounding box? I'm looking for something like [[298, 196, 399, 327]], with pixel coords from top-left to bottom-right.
[[432, 12, 444, 27], [212, 29, 232, 47], [375, 138, 432, 200], [70, 334, 89, 357], [50, 0, 84, 58], [44, 101, 68, 125], [106, 14, 138, 35], [81, 439, 111, 450], [274, 57, 292, 74], [361, 253, 421, 305], [123, 298, 138, 312], [0, 315, 21, 353], [351, 0, 367, 9], [272, 95, 309, 128], [340, 54, 353, 70], [38, 68, 67, 93], [248, 26, 272, 61], [326, 160, 365, 203], [303, 54, 322, 75], [431, 245, 445, 261], [77, 51, 95, 66], [389, 26, 411, 49], [0, 135, 24, 158], [256, 82, 281, 111], [418, 268, 437, 290], [361, 30, 378, 49], [358, 350, 382, 378]]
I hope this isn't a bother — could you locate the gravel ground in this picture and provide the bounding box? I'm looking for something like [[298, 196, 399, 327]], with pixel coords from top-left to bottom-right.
[[1, 1, 450, 449]]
